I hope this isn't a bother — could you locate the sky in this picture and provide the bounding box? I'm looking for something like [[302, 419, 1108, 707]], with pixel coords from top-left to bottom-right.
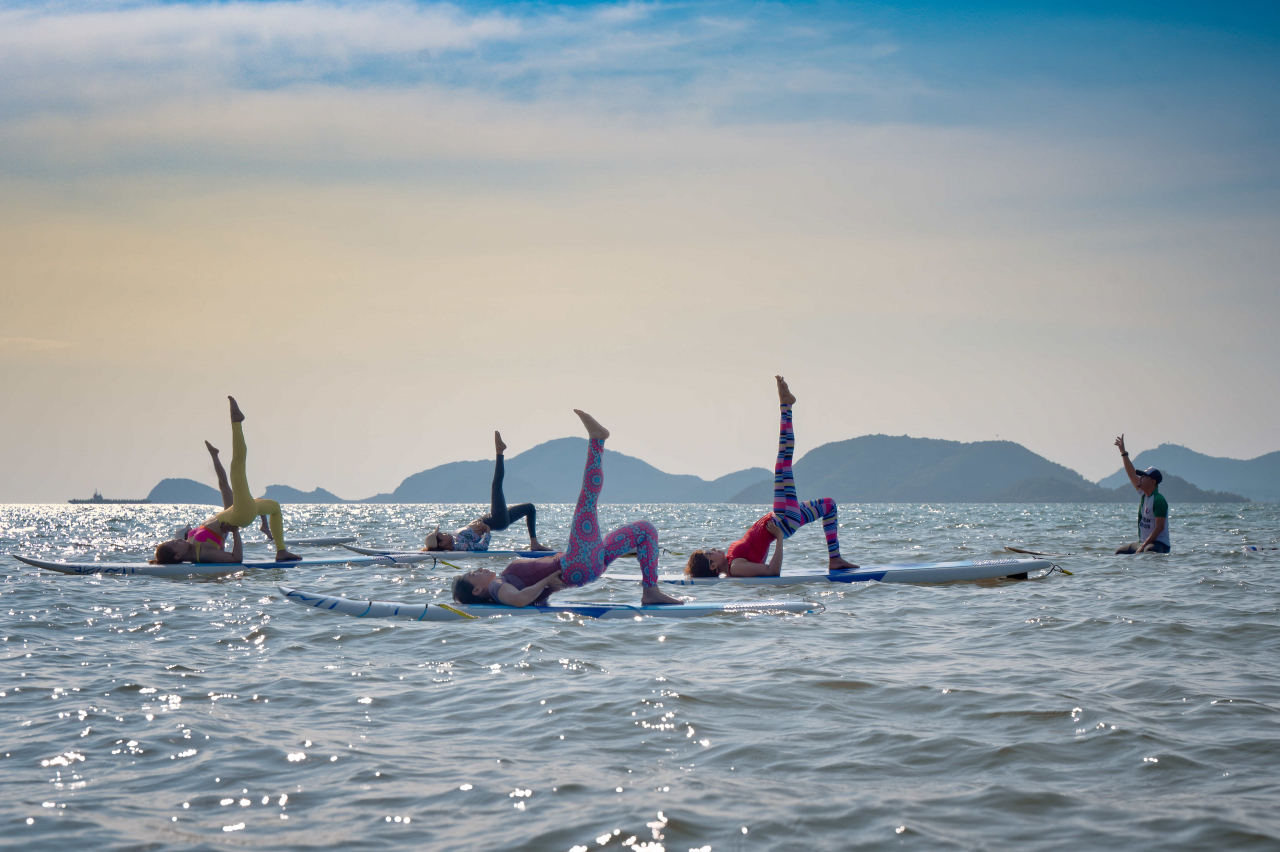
[[2, 0, 1279, 501]]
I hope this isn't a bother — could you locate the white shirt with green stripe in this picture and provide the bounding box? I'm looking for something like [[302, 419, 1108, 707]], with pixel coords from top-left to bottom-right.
[[1138, 489, 1170, 547]]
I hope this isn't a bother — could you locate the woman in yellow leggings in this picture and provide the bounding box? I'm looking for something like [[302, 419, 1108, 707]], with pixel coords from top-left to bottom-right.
[[152, 397, 300, 564]]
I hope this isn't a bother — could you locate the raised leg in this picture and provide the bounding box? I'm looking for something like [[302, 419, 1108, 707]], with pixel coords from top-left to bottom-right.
[[214, 419, 257, 528], [772, 397, 803, 536], [205, 441, 233, 509], [560, 436, 606, 586], [482, 443, 513, 531]]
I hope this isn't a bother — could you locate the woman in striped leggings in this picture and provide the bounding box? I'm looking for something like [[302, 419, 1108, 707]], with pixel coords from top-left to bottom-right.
[[451, 410, 684, 607], [685, 376, 858, 578]]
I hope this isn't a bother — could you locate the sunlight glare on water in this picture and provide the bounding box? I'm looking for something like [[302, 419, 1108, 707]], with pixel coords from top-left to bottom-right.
[[1, 501, 1279, 850]]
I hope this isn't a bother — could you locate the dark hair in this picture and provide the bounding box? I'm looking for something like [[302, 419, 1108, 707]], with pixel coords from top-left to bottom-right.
[[452, 575, 492, 604], [152, 541, 182, 565], [685, 550, 715, 578]]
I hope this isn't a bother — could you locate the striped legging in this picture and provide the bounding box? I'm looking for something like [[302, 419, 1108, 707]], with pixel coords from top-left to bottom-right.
[[771, 403, 842, 557], [560, 437, 660, 587]]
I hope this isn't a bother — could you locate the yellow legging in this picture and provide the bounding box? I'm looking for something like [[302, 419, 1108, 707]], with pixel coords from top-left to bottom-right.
[[213, 421, 285, 552]]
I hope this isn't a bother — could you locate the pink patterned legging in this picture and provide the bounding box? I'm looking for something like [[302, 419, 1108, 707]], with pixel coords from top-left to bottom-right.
[[560, 437, 660, 588]]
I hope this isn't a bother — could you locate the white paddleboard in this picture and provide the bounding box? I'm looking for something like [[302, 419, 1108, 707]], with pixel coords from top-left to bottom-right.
[[661, 557, 1055, 586], [13, 553, 386, 577], [343, 544, 556, 561], [279, 585, 822, 621], [261, 536, 358, 547]]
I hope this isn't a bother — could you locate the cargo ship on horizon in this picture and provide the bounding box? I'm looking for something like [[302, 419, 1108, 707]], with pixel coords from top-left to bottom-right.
[[68, 490, 151, 505]]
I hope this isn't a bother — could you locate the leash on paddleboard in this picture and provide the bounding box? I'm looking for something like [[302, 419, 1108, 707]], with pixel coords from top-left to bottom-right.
[[1050, 563, 1074, 576]]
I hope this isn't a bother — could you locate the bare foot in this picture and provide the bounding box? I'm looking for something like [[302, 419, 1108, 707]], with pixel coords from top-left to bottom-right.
[[495, 431, 507, 455], [259, 515, 272, 540], [574, 409, 609, 441], [530, 540, 552, 552], [641, 586, 684, 605], [776, 375, 796, 406], [829, 556, 859, 571], [275, 549, 301, 562], [228, 396, 245, 423], [204, 440, 220, 458]]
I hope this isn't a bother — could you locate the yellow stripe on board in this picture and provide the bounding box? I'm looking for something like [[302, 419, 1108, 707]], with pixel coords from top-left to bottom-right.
[[435, 603, 478, 619]]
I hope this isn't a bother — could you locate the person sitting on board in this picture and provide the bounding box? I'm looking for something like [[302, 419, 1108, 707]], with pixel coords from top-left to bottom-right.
[[1113, 434, 1171, 554], [151, 397, 301, 565], [423, 430, 551, 553], [684, 376, 859, 578], [451, 410, 683, 607]]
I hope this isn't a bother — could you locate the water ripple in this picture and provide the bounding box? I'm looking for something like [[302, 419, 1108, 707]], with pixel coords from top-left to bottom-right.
[[2, 502, 1279, 849]]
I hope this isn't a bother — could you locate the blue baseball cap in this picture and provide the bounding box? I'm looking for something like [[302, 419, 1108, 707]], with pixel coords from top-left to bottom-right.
[[1137, 467, 1163, 484]]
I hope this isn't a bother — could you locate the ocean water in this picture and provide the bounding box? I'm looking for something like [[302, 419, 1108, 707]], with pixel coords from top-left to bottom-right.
[[2, 501, 1279, 852]]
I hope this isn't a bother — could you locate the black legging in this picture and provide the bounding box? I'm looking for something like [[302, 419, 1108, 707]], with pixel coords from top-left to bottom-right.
[[478, 454, 537, 538]]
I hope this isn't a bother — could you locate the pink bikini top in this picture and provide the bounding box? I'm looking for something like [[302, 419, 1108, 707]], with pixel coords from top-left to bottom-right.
[[189, 526, 224, 545], [188, 525, 225, 561]]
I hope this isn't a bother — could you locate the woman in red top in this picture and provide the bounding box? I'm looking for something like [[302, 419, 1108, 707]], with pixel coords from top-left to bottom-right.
[[685, 376, 859, 578]]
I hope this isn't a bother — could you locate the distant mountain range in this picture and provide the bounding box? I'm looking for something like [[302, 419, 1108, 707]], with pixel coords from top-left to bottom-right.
[[726, 435, 1249, 504], [132, 435, 1260, 505], [136, 439, 770, 505], [363, 438, 769, 504], [1097, 444, 1280, 503]]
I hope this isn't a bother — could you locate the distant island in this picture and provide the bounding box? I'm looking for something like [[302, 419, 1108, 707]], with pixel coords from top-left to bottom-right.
[[118, 434, 1262, 505]]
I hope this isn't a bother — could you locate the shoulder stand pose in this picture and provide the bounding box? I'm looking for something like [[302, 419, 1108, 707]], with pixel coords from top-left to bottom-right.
[[424, 431, 549, 553], [1113, 434, 1171, 554], [451, 411, 683, 607], [152, 397, 301, 564], [685, 376, 859, 578]]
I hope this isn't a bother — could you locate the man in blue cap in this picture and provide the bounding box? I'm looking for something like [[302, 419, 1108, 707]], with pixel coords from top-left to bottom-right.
[[1113, 434, 1170, 554]]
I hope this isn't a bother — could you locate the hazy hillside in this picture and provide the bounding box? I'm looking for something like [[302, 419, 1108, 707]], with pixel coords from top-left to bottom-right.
[[146, 478, 221, 505], [137, 437, 1252, 505], [729, 435, 1100, 503], [262, 485, 347, 504], [366, 438, 769, 503], [1098, 444, 1280, 502], [729, 436, 1249, 504]]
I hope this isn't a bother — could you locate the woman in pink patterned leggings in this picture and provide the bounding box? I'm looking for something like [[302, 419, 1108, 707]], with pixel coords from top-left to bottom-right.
[[452, 410, 684, 607]]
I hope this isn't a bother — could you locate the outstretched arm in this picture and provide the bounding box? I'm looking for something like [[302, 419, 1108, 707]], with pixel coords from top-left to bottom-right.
[[1115, 435, 1140, 490]]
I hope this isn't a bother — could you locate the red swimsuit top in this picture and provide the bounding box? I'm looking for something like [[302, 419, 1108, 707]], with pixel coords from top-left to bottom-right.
[[725, 514, 775, 570]]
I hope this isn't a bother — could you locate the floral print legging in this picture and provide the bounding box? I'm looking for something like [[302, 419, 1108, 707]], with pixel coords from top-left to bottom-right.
[[560, 437, 660, 587]]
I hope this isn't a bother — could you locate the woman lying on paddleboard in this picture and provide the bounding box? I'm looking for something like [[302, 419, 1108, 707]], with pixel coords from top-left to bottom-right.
[[685, 376, 858, 578], [151, 397, 301, 565], [451, 411, 683, 607], [422, 431, 550, 553], [170, 437, 275, 545]]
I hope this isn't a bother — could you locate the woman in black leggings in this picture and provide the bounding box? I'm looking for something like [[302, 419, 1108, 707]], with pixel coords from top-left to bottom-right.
[[422, 432, 550, 552]]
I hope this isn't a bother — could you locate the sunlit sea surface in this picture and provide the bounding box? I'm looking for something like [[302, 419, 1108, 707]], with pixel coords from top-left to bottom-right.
[[2, 502, 1279, 851]]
